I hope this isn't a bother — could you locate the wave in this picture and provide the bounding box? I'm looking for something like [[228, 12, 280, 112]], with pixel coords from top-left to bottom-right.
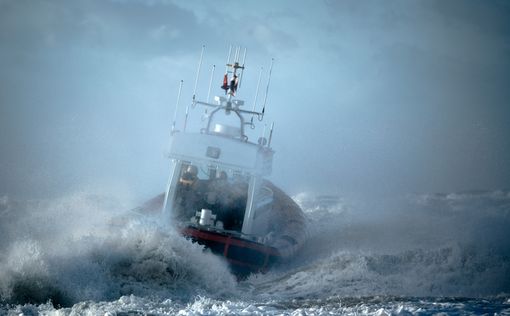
[[1, 189, 509, 310], [246, 190, 510, 298], [0, 192, 236, 307]]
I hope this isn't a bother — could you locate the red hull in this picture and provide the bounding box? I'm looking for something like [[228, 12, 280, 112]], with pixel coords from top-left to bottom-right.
[[182, 226, 281, 276]]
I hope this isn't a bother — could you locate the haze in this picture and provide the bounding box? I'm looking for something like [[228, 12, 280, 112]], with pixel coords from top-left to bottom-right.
[[1, 0, 509, 201]]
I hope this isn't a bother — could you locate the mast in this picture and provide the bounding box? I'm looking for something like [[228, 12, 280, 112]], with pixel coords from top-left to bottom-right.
[[164, 46, 277, 224], [169, 46, 275, 146]]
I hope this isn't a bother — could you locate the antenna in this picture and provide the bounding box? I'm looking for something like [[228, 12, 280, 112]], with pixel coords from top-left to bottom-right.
[[268, 122, 275, 147], [234, 46, 240, 63], [206, 64, 216, 104], [203, 64, 215, 118], [185, 45, 205, 131], [238, 48, 247, 89], [225, 45, 232, 73], [224, 45, 245, 98], [252, 67, 263, 112], [192, 45, 205, 103], [171, 80, 183, 133], [261, 58, 274, 118]]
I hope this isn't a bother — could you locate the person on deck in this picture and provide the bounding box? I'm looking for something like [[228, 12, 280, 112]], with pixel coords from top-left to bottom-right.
[[175, 165, 202, 220]]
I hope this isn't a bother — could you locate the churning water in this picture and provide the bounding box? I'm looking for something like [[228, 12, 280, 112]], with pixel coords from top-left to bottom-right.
[[0, 189, 509, 315]]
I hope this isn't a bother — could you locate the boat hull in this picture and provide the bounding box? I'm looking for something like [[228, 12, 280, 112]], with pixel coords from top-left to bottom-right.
[[128, 180, 307, 276], [182, 225, 280, 276]]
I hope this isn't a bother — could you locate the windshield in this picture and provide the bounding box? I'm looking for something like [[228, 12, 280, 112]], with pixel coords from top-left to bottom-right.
[[172, 162, 250, 232]]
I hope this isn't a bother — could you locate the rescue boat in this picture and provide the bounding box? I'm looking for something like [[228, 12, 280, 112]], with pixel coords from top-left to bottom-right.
[[142, 46, 307, 276]]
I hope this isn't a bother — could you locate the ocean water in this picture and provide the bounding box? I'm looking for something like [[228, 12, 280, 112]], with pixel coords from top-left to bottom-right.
[[0, 190, 509, 315]]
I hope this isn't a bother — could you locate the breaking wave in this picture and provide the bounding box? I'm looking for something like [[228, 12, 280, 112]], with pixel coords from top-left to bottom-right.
[[0, 189, 509, 314], [0, 192, 236, 307], [248, 190, 510, 299]]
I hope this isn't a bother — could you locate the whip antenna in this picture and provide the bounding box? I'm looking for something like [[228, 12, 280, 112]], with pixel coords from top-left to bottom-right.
[[192, 45, 205, 103], [206, 64, 216, 104], [252, 67, 263, 112], [234, 46, 240, 63], [171, 80, 183, 133], [268, 122, 275, 147], [185, 45, 205, 131], [261, 58, 274, 117], [238, 48, 247, 90], [225, 45, 232, 72]]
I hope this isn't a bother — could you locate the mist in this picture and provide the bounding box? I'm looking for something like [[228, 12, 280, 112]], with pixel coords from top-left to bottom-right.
[[3, 2, 510, 313], [1, 0, 510, 200]]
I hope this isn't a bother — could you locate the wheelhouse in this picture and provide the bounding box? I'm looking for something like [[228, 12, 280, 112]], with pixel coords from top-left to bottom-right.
[[162, 96, 275, 241]]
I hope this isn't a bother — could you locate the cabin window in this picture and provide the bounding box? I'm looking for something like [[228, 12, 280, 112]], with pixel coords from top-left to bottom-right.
[[172, 162, 250, 232]]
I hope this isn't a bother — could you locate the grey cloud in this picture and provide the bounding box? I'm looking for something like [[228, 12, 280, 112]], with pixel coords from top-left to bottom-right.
[[426, 0, 510, 39], [0, 0, 509, 199], [0, 0, 204, 58]]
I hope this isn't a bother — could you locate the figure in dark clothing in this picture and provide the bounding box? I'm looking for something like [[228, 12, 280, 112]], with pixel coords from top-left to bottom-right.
[[229, 74, 238, 96], [174, 165, 202, 221]]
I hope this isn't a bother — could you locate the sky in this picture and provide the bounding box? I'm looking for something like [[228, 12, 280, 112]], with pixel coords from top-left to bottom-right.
[[0, 0, 509, 200]]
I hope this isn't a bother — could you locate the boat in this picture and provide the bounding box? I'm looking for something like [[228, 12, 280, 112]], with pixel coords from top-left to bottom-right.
[[137, 46, 307, 277]]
